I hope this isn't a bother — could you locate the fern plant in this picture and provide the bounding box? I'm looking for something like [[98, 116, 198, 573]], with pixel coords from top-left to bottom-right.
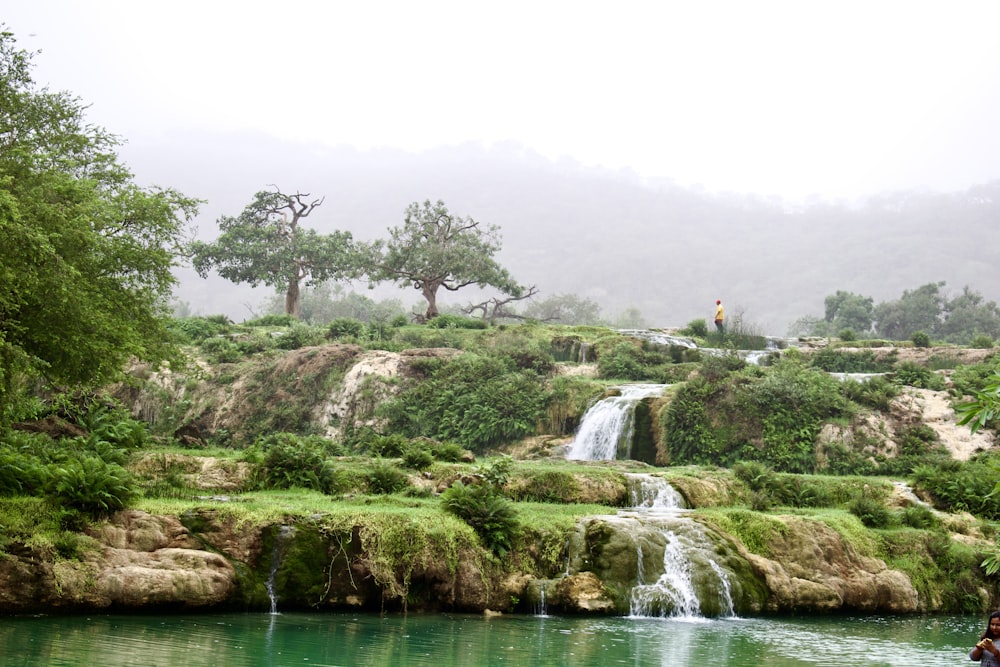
[[441, 481, 518, 556]]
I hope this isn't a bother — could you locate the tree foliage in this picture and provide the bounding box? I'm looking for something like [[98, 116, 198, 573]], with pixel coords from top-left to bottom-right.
[[793, 282, 1000, 344], [366, 199, 521, 320], [190, 188, 357, 318], [522, 293, 604, 325], [0, 28, 199, 422]]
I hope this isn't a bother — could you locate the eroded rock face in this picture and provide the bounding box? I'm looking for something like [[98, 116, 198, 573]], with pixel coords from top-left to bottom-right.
[[0, 510, 237, 614], [741, 516, 919, 613]]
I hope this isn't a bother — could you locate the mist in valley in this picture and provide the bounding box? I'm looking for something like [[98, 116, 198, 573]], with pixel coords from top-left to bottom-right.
[[129, 131, 999, 336]]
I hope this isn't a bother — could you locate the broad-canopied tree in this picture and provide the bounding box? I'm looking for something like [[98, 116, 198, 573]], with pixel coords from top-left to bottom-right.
[[366, 200, 522, 321], [189, 188, 358, 318], [824, 291, 875, 336], [873, 282, 946, 340], [0, 28, 199, 422]]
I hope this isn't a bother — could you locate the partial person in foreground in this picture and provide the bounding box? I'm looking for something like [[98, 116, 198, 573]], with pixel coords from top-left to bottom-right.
[[971, 610, 1000, 664]]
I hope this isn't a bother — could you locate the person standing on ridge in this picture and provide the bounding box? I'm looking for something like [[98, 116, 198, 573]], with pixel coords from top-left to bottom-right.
[[714, 299, 725, 334]]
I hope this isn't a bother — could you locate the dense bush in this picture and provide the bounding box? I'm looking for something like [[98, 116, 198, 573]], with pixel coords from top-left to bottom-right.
[[275, 323, 326, 350], [426, 314, 488, 330], [971, 334, 995, 349], [911, 457, 1000, 519], [839, 375, 899, 411], [892, 361, 946, 390], [401, 445, 434, 470], [257, 433, 344, 494], [911, 331, 931, 348], [45, 454, 137, 516], [168, 315, 233, 343], [441, 480, 518, 556], [245, 314, 296, 327], [366, 459, 411, 495], [199, 337, 243, 363], [848, 495, 894, 528], [327, 318, 366, 340], [809, 348, 891, 373], [665, 360, 851, 473], [379, 354, 546, 452]]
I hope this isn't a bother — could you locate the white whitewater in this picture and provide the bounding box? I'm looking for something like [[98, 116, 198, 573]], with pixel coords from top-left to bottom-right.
[[622, 474, 735, 619], [566, 384, 667, 461], [625, 473, 686, 510]]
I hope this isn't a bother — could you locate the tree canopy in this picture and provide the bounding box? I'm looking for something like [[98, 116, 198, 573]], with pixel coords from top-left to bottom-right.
[[0, 28, 199, 422], [189, 188, 358, 318], [791, 282, 1000, 344], [366, 199, 522, 320]]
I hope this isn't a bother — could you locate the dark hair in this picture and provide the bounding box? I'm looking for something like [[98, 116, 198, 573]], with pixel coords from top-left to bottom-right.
[[982, 611, 1000, 640]]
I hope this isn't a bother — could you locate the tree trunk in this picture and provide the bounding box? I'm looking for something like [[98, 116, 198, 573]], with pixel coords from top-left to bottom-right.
[[422, 284, 439, 320], [285, 278, 301, 318]]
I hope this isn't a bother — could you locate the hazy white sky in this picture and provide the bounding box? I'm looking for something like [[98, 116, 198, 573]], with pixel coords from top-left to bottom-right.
[[6, 0, 1000, 201]]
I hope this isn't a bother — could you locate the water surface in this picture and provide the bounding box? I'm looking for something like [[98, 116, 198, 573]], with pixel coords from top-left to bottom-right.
[[0, 612, 982, 666]]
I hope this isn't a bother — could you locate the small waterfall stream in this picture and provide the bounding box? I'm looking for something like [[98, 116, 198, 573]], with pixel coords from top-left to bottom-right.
[[619, 474, 735, 619], [265, 525, 295, 615], [566, 384, 667, 461]]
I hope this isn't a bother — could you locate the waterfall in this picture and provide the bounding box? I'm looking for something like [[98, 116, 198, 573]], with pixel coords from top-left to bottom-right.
[[627, 516, 735, 619], [566, 384, 667, 461], [265, 525, 295, 615], [620, 475, 734, 619], [625, 473, 686, 510]]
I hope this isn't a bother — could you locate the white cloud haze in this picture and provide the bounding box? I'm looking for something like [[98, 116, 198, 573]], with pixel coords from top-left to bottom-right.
[[7, 0, 1000, 202]]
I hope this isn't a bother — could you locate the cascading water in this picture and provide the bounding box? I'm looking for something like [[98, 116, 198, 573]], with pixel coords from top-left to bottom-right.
[[620, 474, 735, 619], [566, 384, 667, 461], [625, 472, 686, 510], [265, 525, 295, 615]]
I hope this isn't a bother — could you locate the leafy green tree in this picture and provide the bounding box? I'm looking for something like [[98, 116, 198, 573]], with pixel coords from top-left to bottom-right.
[[366, 199, 521, 320], [522, 293, 604, 324], [873, 282, 945, 340], [938, 286, 1000, 344], [824, 291, 874, 336], [0, 28, 199, 422], [190, 188, 357, 318]]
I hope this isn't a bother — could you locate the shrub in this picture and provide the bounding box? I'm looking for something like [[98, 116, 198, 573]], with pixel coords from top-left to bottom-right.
[[258, 433, 343, 494], [596, 342, 646, 380], [476, 455, 513, 488], [427, 314, 488, 330], [367, 459, 411, 495], [401, 445, 434, 470], [200, 336, 243, 363], [432, 442, 469, 463], [838, 329, 857, 342], [275, 323, 325, 350], [911, 331, 931, 348], [900, 504, 939, 529], [441, 480, 518, 556], [168, 316, 232, 343], [45, 454, 137, 516], [245, 314, 296, 327], [971, 334, 995, 349], [235, 331, 278, 355], [327, 318, 366, 340], [840, 374, 899, 411], [892, 362, 946, 390], [684, 318, 708, 338], [379, 355, 546, 452], [848, 495, 894, 528]]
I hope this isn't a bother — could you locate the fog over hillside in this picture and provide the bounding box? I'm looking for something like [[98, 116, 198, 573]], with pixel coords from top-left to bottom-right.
[[123, 131, 1000, 335]]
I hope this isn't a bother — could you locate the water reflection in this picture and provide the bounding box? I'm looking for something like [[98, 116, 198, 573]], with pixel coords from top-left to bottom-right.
[[0, 612, 982, 667]]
